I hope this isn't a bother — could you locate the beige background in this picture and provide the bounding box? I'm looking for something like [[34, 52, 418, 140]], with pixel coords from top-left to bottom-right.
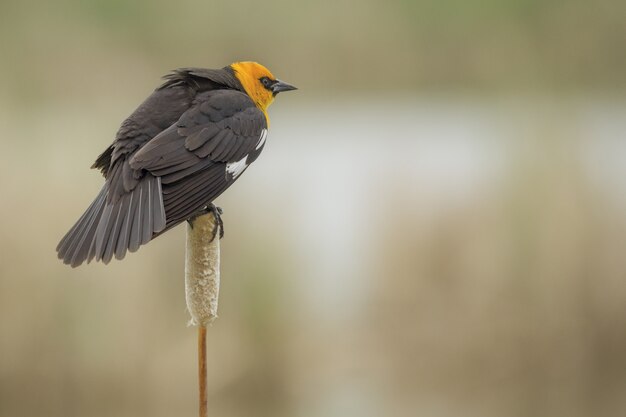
[[1, 1, 626, 416]]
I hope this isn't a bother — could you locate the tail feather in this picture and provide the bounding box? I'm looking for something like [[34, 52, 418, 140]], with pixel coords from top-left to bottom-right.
[[115, 190, 135, 260], [68, 190, 107, 266], [57, 175, 166, 267], [57, 187, 107, 267], [94, 202, 116, 261], [141, 177, 154, 246], [100, 196, 126, 264], [128, 184, 144, 253]]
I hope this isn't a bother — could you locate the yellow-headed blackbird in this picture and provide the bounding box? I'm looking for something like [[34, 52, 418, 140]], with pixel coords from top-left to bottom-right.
[[57, 62, 296, 267]]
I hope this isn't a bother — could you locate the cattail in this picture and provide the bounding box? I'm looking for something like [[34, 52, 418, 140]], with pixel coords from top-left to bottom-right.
[[185, 212, 221, 326], [185, 210, 222, 417]]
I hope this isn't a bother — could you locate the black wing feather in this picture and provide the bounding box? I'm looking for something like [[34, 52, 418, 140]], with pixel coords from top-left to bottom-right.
[[58, 84, 266, 267], [129, 89, 266, 234], [162, 166, 231, 225]]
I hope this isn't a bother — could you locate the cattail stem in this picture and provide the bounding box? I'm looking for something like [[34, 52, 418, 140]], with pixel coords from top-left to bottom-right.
[[185, 210, 222, 417], [198, 325, 208, 417]]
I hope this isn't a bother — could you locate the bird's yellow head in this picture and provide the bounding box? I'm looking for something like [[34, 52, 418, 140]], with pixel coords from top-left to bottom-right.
[[230, 61, 296, 117]]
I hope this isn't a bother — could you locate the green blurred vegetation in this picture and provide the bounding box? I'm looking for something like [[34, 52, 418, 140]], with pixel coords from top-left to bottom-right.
[[0, 0, 625, 103]]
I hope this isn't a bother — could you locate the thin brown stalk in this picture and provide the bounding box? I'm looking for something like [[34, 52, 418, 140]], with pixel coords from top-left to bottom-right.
[[198, 324, 208, 417]]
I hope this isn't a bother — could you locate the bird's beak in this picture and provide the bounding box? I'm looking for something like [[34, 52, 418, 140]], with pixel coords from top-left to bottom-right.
[[272, 79, 297, 95]]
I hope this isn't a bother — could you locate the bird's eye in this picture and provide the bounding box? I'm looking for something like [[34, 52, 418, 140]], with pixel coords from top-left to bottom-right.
[[260, 77, 273, 89]]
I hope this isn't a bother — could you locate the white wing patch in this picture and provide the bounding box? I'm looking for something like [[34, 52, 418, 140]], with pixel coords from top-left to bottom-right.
[[226, 129, 267, 179], [256, 128, 268, 150], [226, 156, 248, 179]]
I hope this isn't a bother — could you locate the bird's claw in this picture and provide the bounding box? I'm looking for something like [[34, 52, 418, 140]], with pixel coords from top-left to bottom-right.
[[206, 203, 224, 241], [187, 204, 224, 241]]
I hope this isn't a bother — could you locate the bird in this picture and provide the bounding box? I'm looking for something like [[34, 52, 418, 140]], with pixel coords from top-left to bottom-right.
[[56, 61, 296, 267]]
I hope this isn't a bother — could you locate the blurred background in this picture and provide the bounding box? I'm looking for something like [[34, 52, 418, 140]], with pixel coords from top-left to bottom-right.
[[1, 0, 626, 416]]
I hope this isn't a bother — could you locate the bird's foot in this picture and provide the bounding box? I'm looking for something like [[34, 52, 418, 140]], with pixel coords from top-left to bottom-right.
[[187, 204, 224, 241], [206, 203, 224, 241]]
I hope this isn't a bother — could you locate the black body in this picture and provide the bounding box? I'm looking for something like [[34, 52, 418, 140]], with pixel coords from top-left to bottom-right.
[[57, 68, 268, 267]]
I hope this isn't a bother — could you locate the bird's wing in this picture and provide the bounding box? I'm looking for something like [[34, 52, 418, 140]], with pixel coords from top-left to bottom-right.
[[130, 89, 268, 227]]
